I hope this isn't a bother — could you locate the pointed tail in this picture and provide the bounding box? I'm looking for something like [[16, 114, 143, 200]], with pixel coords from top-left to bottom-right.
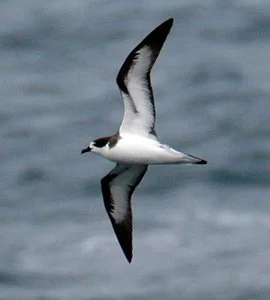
[[183, 153, 207, 165]]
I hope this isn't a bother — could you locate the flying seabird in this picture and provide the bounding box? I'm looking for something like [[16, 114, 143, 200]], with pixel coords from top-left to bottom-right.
[[81, 18, 207, 263]]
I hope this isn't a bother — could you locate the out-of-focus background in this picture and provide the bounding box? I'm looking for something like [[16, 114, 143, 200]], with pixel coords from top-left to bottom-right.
[[1, 1, 270, 299]]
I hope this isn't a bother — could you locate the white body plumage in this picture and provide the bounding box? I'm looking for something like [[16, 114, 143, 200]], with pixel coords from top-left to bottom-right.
[[91, 134, 202, 165]]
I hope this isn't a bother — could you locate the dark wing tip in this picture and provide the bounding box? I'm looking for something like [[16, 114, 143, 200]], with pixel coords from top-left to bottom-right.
[[153, 18, 174, 37], [111, 220, 133, 263], [116, 18, 174, 93], [138, 18, 173, 54], [166, 18, 174, 24]]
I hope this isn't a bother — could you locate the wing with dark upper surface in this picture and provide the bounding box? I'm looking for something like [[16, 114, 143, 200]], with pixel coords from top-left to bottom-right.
[[101, 163, 148, 263], [116, 18, 173, 138]]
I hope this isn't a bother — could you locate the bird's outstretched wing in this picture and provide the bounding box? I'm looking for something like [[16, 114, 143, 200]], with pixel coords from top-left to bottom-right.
[[101, 163, 148, 262], [117, 18, 173, 138]]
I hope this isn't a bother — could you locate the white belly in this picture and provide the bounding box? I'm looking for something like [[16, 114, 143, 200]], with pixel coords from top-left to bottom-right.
[[99, 135, 192, 165]]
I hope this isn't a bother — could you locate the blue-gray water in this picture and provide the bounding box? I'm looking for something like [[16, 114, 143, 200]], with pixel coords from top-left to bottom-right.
[[1, 1, 270, 299]]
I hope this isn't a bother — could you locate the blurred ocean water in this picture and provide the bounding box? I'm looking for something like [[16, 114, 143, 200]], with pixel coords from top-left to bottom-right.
[[1, 1, 270, 299]]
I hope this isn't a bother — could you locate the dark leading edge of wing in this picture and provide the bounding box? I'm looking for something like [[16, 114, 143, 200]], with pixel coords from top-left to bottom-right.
[[116, 18, 173, 107]]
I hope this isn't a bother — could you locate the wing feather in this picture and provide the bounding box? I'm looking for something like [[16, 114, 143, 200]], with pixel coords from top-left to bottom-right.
[[101, 164, 148, 262], [116, 18, 173, 137]]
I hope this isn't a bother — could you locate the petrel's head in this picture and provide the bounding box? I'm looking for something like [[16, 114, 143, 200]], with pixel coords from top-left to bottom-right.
[[81, 136, 110, 155]]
